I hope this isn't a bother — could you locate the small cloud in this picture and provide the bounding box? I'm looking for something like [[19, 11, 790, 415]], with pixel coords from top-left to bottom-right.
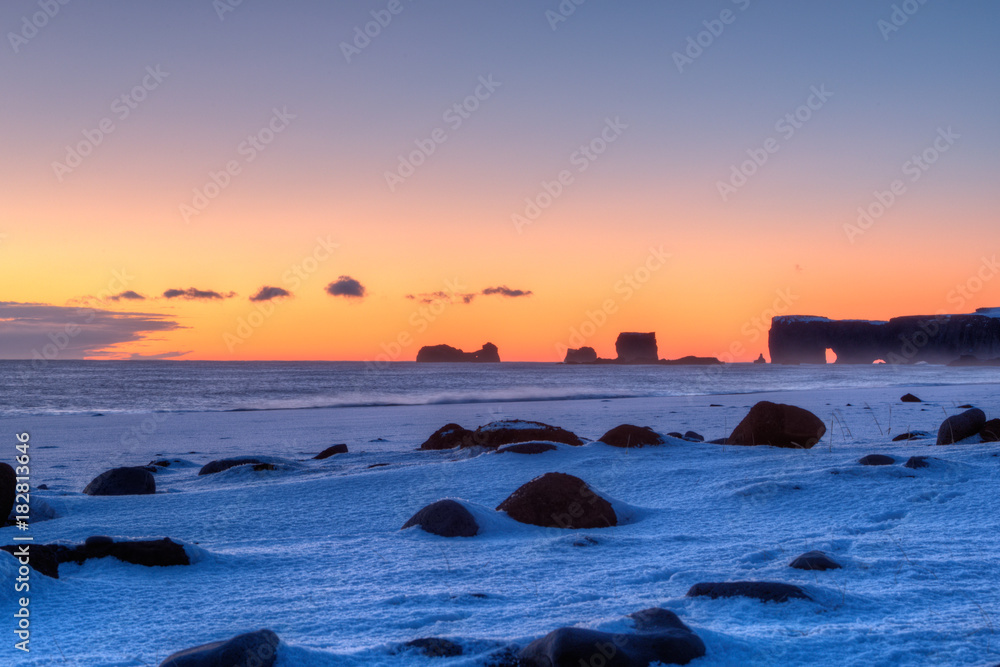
[[109, 290, 146, 301], [406, 291, 476, 305], [127, 350, 191, 360], [162, 287, 236, 301], [250, 286, 292, 302], [326, 276, 366, 299], [482, 285, 533, 298]]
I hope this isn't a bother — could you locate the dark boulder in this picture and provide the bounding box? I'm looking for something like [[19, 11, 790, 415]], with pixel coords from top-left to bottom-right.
[[404, 638, 463, 657], [892, 431, 927, 442], [726, 401, 826, 448], [859, 454, 895, 466], [903, 456, 931, 469], [683, 431, 704, 442], [83, 467, 155, 496], [252, 463, 276, 471], [496, 442, 558, 455], [598, 424, 664, 448], [564, 347, 598, 364], [313, 444, 348, 459], [789, 550, 841, 571], [980, 419, 1000, 442], [519, 607, 705, 666], [198, 458, 265, 475], [0, 463, 15, 523], [159, 629, 280, 667], [937, 408, 987, 444], [0, 544, 62, 579], [474, 420, 584, 449], [418, 423, 476, 450], [60, 537, 190, 568], [900, 393, 922, 403], [615, 332, 658, 363], [402, 499, 479, 537], [687, 581, 810, 603], [497, 472, 616, 529], [667, 432, 684, 439]]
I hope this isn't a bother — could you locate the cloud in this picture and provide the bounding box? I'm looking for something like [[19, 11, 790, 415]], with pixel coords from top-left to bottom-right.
[[162, 287, 236, 300], [250, 286, 292, 302], [0, 302, 183, 360], [127, 350, 191, 360], [326, 276, 366, 298], [482, 285, 533, 298], [405, 291, 476, 305], [109, 290, 146, 301]]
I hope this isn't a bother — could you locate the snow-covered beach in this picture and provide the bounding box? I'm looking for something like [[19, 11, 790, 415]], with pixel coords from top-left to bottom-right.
[[4, 373, 1000, 666]]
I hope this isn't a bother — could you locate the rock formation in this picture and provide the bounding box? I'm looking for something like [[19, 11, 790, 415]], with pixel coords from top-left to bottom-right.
[[563, 346, 597, 363], [769, 309, 1000, 364], [615, 332, 658, 363], [415, 342, 500, 362]]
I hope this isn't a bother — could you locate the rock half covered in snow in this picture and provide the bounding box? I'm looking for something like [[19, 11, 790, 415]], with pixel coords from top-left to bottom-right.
[[726, 401, 826, 448], [497, 472, 616, 529]]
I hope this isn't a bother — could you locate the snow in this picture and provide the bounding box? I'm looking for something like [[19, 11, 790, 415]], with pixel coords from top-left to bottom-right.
[[3, 385, 1000, 665]]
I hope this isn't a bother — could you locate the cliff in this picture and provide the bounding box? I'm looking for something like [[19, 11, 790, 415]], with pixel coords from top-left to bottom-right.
[[416, 342, 500, 363], [769, 309, 1000, 364]]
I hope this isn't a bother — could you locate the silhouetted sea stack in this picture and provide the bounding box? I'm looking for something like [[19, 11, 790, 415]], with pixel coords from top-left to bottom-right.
[[754, 353, 767, 364], [615, 332, 658, 363], [497, 472, 616, 529], [563, 346, 597, 363], [415, 342, 500, 362], [726, 401, 826, 448]]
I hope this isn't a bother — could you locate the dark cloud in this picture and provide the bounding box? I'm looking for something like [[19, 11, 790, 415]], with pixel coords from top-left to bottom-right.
[[326, 276, 366, 298], [405, 292, 476, 305], [482, 285, 533, 298], [109, 290, 146, 301], [0, 302, 183, 360], [250, 286, 292, 302], [162, 287, 236, 300]]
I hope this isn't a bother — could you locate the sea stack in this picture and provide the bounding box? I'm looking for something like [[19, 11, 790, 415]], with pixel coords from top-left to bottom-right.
[[615, 332, 658, 363]]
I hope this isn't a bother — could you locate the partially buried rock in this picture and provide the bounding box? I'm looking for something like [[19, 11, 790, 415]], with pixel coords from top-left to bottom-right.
[[903, 456, 931, 469], [519, 607, 705, 666], [598, 424, 664, 448], [62, 537, 190, 568], [0, 544, 62, 579], [789, 550, 841, 571], [404, 638, 463, 657], [198, 458, 265, 475], [418, 423, 475, 450], [402, 499, 479, 537], [159, 629, 280, 667], [497, 472, 616, 529], [901, 393, 922, 403], [892, 431, 927, 442], [937, 408, 987, 444], [859, 454, 895, 466], [313, 444, 348, 459], [726, 401, 826, 448], [980, 419, 1000, 442], [496, 442, 557, 454], [684, 431, 704, 442], [687, 581, 810, 603], [474, 419, 584, 449], [83, 467, 155, 496], [0, 463, 15, 523]]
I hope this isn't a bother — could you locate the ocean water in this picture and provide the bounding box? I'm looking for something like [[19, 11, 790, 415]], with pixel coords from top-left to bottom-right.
[[3, 360, 1000, 417]]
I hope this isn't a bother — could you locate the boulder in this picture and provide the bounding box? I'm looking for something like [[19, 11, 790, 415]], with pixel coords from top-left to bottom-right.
[[726, 401, 826, 448], [903, 456, 931, 469], [0, 544, 62, 579], [859, 454, 895, 466], [687, 581, 810, 603], [252, 463, 276, 471], [900, 393, 922, 403], [683, 431, 704, 442], [598, 424, 664, 448], [402, 499, 479, 538], [892, 431, 927, 442], [313, 444, 348, 459], [404, 638, 463, 657], [496, 442, 558, 454], [159, 629, 280, 667], [416, 343, 500, 362], [83, 467, 156, 496], [789, 550, 841, 571], [937, 408, 987, 444], [497, 472, 616, 529], [418, 423, 475, 450], [62, 537, 190, 568], [980, 419, 1000, 442], [519, 607, 705, 666], [474, 419, 584, 449], [615, 332, 658, 363], [0, 463, 15, 524], [564, 347, 598, 364], [198, 458, 265, 475]]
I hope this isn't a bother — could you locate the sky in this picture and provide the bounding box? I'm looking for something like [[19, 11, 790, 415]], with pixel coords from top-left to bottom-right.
[[1, 0, 998, 362]]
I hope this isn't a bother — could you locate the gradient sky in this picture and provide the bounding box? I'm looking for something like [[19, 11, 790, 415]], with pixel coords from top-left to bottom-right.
[[1, 0, 998, 361]]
